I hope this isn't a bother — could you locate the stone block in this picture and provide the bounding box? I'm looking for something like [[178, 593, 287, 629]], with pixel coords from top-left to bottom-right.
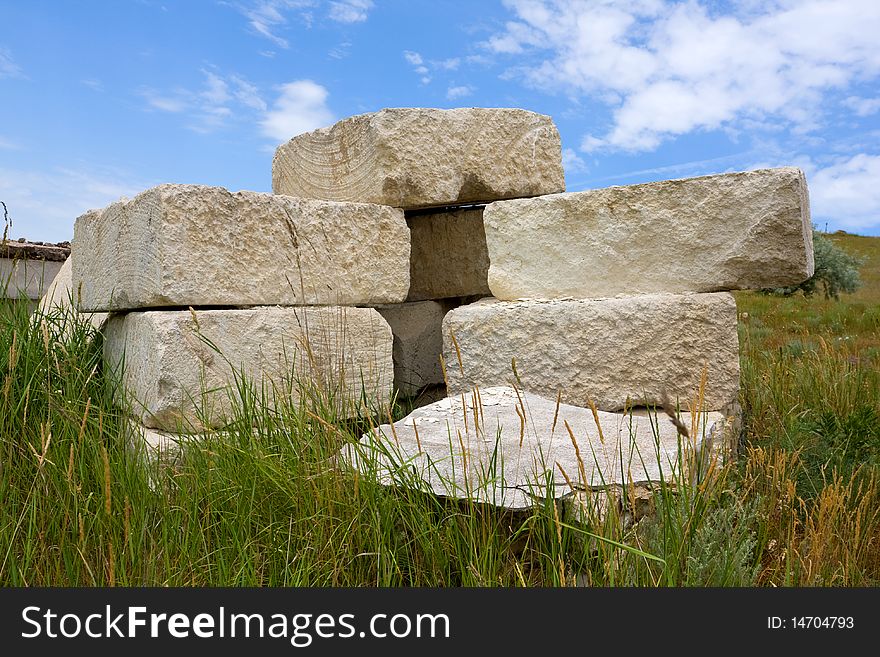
[[272, 108, 565, 208], [442, 293, 740, 412], [72, 184, 409, 312], [104, 306, 393, 431], [484, 167, 813, 300]]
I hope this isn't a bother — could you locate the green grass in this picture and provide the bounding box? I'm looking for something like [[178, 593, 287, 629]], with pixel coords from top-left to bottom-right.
[[1, 232, 878, 586]]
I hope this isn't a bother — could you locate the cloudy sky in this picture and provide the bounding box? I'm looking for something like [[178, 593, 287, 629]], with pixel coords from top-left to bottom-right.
[[2, 0, 879, 240]]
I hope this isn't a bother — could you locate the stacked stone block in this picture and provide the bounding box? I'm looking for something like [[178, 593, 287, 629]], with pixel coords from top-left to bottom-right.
[[58, 105, 815, 511], [443, 166, 813, 414], [274, 108, 566, 400], [71, 184, 407, 433]]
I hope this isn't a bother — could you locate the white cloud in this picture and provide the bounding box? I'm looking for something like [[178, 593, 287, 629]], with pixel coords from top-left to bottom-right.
[[0, 47, 23, 78], [561, 147, 588, 174], [446, 85, 474, 100], [488, 0, 880, 152], [404, 51, 464, 86], [231, 75, 267, 111], [843, 96, 880, 117], [0, 136, 20, 150], [139, 70, 267, 132], [201, 71, 231, 105], [403, 50, 431, 83], [808, 153, 880, 232], [81, 78, 103, 91], [328, 0, 373, 23], [403, 50, 423, 66], [260, 80, 334, 142], [234, 0, 372, 45], [0, 165, 149, 242], [237, 1, 317, 48], [141, 90, 188, 113]]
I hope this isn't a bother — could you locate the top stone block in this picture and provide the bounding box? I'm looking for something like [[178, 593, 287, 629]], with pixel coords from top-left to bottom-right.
[[272, 108, 566, 209]]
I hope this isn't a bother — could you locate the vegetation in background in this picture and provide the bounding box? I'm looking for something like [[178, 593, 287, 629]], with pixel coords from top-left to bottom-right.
[[0, 232, 877, 586], [766, 229, 865, 300]]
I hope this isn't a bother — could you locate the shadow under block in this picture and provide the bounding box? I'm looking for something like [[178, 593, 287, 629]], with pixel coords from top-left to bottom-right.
[[484, 167, 813, 300], [104, 306, 394, 431], [442, 293, 740, 412], [272, 108, 566, 209], [406, 206, 492, 301], [375, 300, 450, 397], [72, 184, 410, 312]]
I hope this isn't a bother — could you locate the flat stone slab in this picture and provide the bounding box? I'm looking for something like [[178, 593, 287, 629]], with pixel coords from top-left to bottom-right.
[[376, 300, 450, 397], [272, 108, 565, 209], [485, 167, 813, 300], [37, 257, 109, 332], [104, 306, 393, 431], [72, 184, 409, 312], [442, 293, 740, 412], [342, 386, 725, 510], [406, 207, 492, 301]]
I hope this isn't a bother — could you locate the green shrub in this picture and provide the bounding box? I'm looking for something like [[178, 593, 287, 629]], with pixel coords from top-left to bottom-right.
[[766, 230, 864, 300]]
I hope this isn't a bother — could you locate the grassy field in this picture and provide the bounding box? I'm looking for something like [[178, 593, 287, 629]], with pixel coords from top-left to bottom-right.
[[0, 232, 878, 586]]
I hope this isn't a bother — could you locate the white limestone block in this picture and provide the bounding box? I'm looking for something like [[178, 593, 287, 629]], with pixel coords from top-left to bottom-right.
[[104, 306, 394, 431], [272, 108, 565, 208], [442, 293, 740, 412], [485, 167, 814, 300], [72, 184, 409, 312]]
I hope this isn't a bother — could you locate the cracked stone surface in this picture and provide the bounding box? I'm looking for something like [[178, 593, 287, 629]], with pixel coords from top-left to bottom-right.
[[272, 108, 565, 209], [72, 184, 409, 312], [341, 386, 725, 510], [442, 293, 740, 412], [485, 167, 813, 300]]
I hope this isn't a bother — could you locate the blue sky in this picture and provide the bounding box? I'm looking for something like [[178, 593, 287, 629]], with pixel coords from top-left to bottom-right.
[[2, 0, 880, 241]]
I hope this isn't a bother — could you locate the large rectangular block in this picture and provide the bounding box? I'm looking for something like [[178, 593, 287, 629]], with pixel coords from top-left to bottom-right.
[[485, 167, 813, 300], [442, 293, 740, 412], [407, 207, 491, 301], [72, 184, 410, 312], [272, 108, 565, 209], [104, 306, 394, 431]]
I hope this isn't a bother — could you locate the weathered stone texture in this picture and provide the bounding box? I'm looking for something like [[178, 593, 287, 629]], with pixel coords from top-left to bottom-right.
[[272, 108, 565, 208], [37, 258, 109, 331], [104, 306, 393, 431], [442, 293, 740, 412], [484, 167, 813, 300], [407, 207, 492, 301], [342, 386, 725, 509], [72, 184, 409, 312]]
